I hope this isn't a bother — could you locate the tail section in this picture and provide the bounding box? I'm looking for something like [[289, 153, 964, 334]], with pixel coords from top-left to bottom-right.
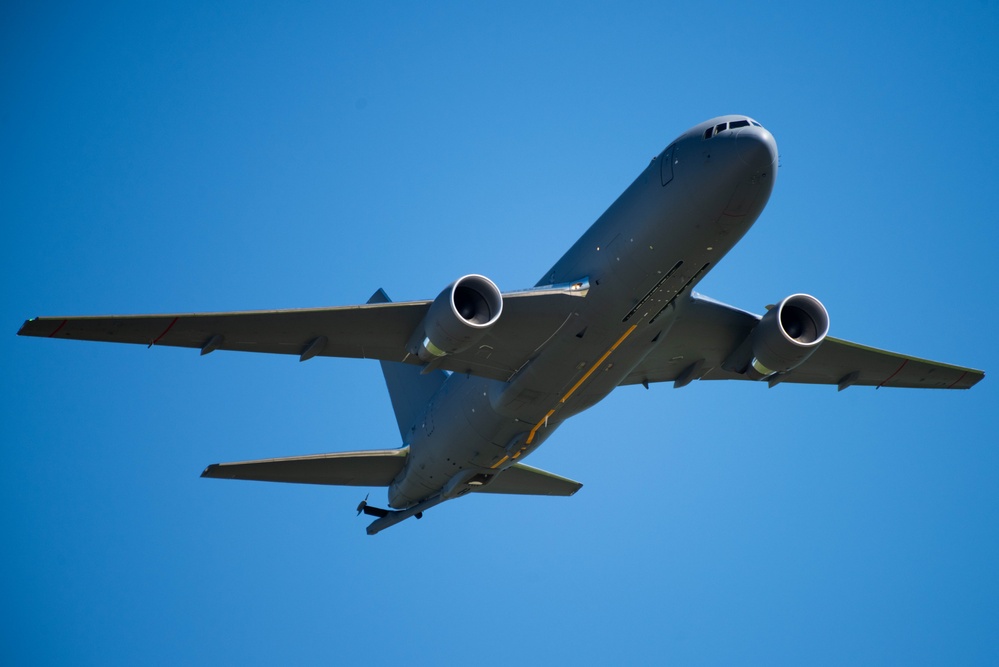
[[203, 290, 581, 536], [473, 463, 582, 496], [201, 448, 408, 486], [368, 289, 448, 441]]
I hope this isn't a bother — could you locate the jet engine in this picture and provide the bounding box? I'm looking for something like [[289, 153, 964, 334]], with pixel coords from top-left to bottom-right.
[[410, 274, 503, 362], [747, 293, 829, 379]]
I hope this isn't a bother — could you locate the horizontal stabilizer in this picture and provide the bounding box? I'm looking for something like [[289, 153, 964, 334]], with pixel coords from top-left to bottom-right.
[[201, 448, 408, 487], [475, 463, 582, 496]]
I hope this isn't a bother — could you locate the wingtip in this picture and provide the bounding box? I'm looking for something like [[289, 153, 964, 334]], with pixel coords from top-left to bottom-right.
[[16, 318, 36, 336], [200, 464, 219, 478], [965, 370, 986, 389]]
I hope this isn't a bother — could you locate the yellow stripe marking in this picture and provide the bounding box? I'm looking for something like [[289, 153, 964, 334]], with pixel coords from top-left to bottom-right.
[[526, 409, 557, 446], [490, 455, 510, 470], [525, 324, 638, 445], [559, 324, 638, 404]]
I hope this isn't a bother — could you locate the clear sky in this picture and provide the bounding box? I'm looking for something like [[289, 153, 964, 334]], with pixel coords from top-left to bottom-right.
[[3, 2, 997, 665]]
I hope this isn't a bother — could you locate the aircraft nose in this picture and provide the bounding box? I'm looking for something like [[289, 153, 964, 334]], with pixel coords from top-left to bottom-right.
[[735, 126, 778, 172]]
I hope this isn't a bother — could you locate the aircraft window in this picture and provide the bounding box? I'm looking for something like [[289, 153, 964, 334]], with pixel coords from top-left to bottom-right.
[[729, 119, 750, 129], [750, 120, 762, 127], [703, 127, 714, 139], [715, 123, 727, 134]]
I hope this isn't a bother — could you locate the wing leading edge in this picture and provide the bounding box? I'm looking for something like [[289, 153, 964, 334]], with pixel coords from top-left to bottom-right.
[[621, 294, 984, 390]]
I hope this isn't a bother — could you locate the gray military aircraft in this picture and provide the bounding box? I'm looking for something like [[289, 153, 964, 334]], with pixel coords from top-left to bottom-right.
[[19, 116, 984, 534]]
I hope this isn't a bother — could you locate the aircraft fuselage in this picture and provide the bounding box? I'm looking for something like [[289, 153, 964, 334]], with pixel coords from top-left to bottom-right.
[[391, 116, 779, 508]]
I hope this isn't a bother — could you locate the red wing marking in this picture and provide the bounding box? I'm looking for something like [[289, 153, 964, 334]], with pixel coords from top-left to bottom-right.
[[48, 319, 68, 338], [150, 317, 180, 347], [947, 371, 968, 389], [876, 359, 909, 389]]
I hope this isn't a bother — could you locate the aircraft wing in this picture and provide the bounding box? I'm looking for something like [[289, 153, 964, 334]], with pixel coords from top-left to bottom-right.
[[17, 287, 585, 383], [621, 293, 984, 390]]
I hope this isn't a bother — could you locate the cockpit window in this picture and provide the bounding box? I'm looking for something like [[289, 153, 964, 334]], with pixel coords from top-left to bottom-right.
[[704, 118, 760, 139]]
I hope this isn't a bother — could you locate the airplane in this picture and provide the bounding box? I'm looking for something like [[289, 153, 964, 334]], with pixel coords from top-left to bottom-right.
[[18, 115, 984, 535]]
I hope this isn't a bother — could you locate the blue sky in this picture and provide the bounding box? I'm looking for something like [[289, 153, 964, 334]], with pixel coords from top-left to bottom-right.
[[3, 2, 997, 664]]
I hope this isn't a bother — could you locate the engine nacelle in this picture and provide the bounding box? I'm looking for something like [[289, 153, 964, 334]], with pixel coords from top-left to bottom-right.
[[411, 274, 503, 362], [748, 293, 829, 378]]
